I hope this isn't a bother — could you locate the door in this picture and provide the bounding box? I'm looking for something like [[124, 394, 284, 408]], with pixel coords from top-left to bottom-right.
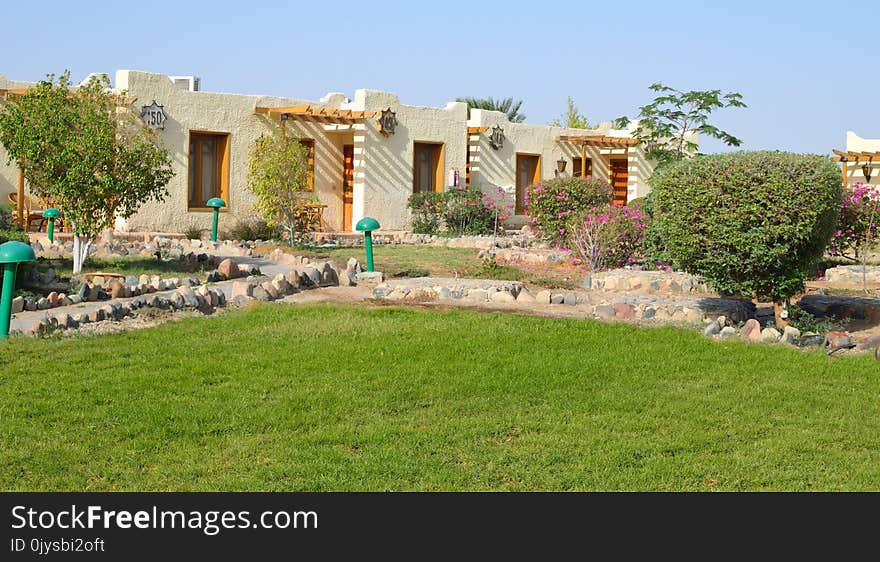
[[342, 144, 354, 231], [515, 154, 541, 214], [610, 159, 628, 206]]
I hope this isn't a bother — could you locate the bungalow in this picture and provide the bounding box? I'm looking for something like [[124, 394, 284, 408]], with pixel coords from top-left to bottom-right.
[[0, 70, 660, 234]]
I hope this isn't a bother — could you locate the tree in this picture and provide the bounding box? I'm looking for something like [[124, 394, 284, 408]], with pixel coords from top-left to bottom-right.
[[614, 83, 746, 165], [456, 97, 526, 123], [649, 151, 842, 324], [246, 130, 315, 245], [549, 96, 594, 129], [0, 72, 173, 273]]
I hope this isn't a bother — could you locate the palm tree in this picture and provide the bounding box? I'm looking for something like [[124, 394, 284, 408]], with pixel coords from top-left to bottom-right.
[[456, 97, 526, 123]]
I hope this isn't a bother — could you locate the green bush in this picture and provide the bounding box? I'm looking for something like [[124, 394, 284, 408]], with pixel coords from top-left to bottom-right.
[[442, 186, 494, 235], [220, 219, 281, 242], [649, 151, 842, 302], [0, 229, 29, 244], [526, 177, 612, 245], [407, 192, 444, 234], [0, 204, 12, 230]]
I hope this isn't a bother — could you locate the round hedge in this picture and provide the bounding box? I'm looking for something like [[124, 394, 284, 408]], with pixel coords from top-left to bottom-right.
[[649, 151, 842, 301]]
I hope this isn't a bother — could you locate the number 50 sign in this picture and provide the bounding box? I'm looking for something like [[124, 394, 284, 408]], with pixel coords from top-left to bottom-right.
[[140, 101, 167, 130]]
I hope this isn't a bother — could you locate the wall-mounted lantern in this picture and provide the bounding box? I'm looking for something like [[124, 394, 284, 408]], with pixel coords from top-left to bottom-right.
[[555, 157, 567, 177], [489, 125, 504, 150], [378, 108, 398, 136], [280, 113, 290, 121], [863, 159, 873, 183]]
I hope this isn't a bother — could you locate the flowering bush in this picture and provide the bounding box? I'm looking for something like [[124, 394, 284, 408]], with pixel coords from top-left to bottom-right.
[[566, 204, 649, 273], [829, 181, 880, 260], [526, 177, 612, 245], [407, 192, 445, 234], [407, 186, 512, 235]]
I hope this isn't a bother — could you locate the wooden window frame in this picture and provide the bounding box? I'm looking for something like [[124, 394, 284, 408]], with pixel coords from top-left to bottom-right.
[[412, 141, 445, 194], [572, 156, 593, 179], [188, 130, 230, 212]]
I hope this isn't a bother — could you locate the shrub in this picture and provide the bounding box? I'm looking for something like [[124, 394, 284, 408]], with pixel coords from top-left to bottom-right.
[[221, 218, 281, 242], [0, 204, 12, 230], [0, 229, 29, 244], [566, 205, 649, 273], [182, 223, 205, 240], [407, 192, 444, 234], [649, 151, 842, 303], [442, 185, 495, 235], [828, 181, 880, 261], [526, 177, 612, 245]]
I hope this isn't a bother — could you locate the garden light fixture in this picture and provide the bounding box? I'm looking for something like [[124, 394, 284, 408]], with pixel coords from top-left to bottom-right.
[[206, 197, 226, 242], [42, 208, 60, 243], [556, 157, 567, 176], [0, 241, 36, 339], [355, 216, 380, 272], [862, 161, 873, 183]]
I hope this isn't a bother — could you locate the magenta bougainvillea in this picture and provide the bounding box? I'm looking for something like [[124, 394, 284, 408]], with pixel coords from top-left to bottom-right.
[[566, 205, 649, 273], [828, 181, 880, 260]]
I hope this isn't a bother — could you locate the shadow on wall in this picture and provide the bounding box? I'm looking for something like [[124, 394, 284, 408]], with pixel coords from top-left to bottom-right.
[[362, 121, 418, 230]]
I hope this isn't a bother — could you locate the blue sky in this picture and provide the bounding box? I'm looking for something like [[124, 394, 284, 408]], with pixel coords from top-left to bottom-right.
[[2, 0, 873, 154]]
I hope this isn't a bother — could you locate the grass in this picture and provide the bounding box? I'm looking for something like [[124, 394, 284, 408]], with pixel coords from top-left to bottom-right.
[[49, 255, 207, 279], [2, 303, 880, 491], [258, 244, 582, 289]]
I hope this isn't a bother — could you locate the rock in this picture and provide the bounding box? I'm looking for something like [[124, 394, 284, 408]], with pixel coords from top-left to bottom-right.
[[740, 318, 761, 341], [169, 292, 186, 309], [47, 291, 60, 307], [613, 303, 635, 320], [781, 326, 800, 345], [75, 313, 89, 324], [642, 307, 656, 319], [88, 308, 105, 322], [36, 297, 51, 310], [563, 292, 578, 306], [761, 327, 781, 343], [824, 331, 856, 353], [217, 258, 240, 280], [321, 263, 339, 286], [550, 294, 564, 305], [125, 275, 139, 286], [719, 326, 737, 339], [354, 271, 383, 284], [68, 295, 82, 305], [24, 297, 36, 311], [176, 286, 200, 308], [11, 296, 24, 314], [230, 281, 253, 299], [797, 333, 825, 347], [535, 290, 552, 305], [108, 279, 126, 299], [716, 315, 726, 328], [231, 294, 254, 307], [206, 271, 221, 283], [286, 269, 302, 289], [260, 281, 279, 300], [490, 291, 516, 303], [54, 313, 73, 329], [77, 284, 90, 301], [467, 289, 488, 302], [272, 274, 292, 295], [595, 305, 616, 320], [516, 289, 536, 303], [704, 320, 721, 337], [59, 294, 72, 306], [301, 267, 322, 287], [252, 285, 271, 301]]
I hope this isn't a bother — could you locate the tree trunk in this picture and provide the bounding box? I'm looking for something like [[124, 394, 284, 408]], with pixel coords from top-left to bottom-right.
[[72, 234, 92, 275]]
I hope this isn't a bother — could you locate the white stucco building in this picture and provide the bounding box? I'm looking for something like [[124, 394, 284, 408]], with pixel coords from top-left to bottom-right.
[[835, 131, 880, 188], [1, 70, 660, 233]]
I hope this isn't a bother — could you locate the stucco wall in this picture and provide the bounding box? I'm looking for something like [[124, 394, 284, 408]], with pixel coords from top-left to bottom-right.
[[467, 109, 654, 224], [351, 90, 468, 230]]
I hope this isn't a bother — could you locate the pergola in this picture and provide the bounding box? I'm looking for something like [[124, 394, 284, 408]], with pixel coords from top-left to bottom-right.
[[832, 149, 880, 185], [254, 104, 377, 127], [555, 134, 639, 176]]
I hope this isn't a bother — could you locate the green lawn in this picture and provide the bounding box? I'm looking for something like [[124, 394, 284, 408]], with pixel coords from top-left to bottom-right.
[[2, 303, 879, 491]]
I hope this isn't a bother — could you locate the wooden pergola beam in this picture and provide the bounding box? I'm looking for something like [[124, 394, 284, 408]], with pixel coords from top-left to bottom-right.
[[556, 134, 639, 147], [832, 149, 880, 162], [255, 104, 377, 124], [467, 126, 488, 134]]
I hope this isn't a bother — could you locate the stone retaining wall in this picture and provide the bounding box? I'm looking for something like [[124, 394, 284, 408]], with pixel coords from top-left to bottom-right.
[[587, 269, 715, 295], [823, 265, 880, 286]]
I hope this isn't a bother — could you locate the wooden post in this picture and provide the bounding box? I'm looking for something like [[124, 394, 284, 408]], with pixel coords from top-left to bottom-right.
[[16, 166, 24, 229], [842, 160, 848, 187], [580, 142, 587, 177]]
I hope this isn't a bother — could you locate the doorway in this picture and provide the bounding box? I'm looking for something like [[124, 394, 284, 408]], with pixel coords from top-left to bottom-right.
[[610, 158, 628, 205], [515, 153, 541, 214]]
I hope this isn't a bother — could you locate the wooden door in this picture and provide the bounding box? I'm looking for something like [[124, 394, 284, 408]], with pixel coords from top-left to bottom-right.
[[343, 144, 354, 231], [515, 154, 541, 214], [610, 159, 628, 205]]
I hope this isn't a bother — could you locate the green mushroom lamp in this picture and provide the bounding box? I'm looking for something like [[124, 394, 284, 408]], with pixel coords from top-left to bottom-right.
[[206, 197, 226, 242], [0, 241, 36, 339], [355, 217, 380, 272], [42, 208, 61, 243]]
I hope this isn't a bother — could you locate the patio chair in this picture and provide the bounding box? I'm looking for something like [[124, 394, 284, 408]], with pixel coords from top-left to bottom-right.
[[7, 192, 46, 232]]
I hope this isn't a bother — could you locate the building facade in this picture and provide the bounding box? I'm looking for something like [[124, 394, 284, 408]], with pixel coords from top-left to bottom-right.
[[1, 70, 661, 233]]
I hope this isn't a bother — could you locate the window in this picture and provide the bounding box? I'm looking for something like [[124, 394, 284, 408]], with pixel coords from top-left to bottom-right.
[[299, 138, 315, 191], [188, 131, 230, 209], [572, 157, 592, 179], [413, 142, 444, 193]]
